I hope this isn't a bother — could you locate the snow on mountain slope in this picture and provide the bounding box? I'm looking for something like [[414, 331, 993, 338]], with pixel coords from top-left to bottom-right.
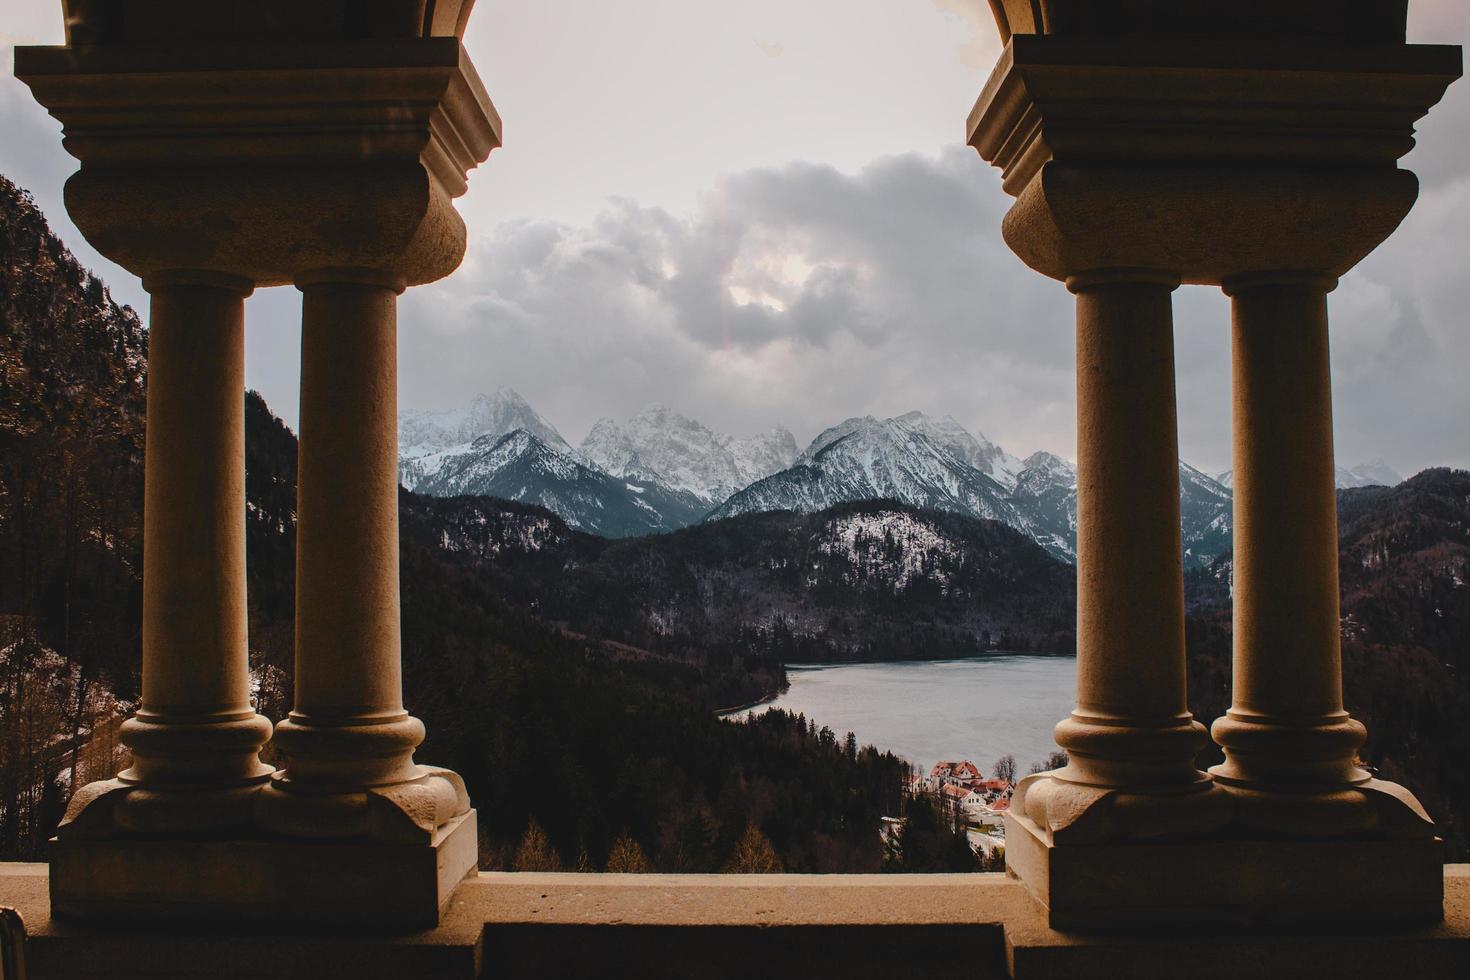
[[1218, 461, 1403, 491], [1008, 451, 1079, 560], [413, 430, 708, 537], [1178, 462, 1234, 562], [580, 404, 797, 503], [399, 388, 576, 490], [894, 411, 1026, 490], [708, 415, 1040, 547], [815, 509, 962, 592], [1336, 460, 1404, 489], [711, 414, 1234, 566], [398, 392, 1235, 561]]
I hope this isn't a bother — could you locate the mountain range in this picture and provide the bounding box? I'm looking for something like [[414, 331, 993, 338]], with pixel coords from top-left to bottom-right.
[[397, 389, 1400, 565], [1216, 460, 1403, 492]]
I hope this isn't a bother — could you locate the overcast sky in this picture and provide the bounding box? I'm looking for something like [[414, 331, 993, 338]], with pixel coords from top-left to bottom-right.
[[3, 1, 1467, 475]]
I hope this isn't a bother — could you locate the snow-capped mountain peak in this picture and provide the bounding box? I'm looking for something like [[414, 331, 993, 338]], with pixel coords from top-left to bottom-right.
[[399, 387, 573, 459], [399, 391, 1236, 567], [580, 405, 797, 503], [1337, 459, 1404, 489], [799, 411, 1026, 490], [412, 428, 708, 537], [399, 388, 579, 491], [711, 414, 1038, 548]]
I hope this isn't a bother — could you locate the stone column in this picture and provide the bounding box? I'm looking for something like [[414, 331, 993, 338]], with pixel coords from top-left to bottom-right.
[[1210, 273, 1435, 839], [257, 270, 470, 845], [1013, 271, 1227, 847], [18, 15, 499, 925], [59, 271, 273, 837]]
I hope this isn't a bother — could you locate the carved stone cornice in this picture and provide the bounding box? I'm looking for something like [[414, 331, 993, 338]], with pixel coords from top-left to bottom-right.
[[966, 35, 1460, 284], [17, 39, 499, 199], [14, 38, 501, 286], [970, 36, 1459, 198]]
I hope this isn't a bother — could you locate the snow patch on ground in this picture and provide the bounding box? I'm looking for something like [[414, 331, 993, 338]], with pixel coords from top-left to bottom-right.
[[817, 511, 958, 591]]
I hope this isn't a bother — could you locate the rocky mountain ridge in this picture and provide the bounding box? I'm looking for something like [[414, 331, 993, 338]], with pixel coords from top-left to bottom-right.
[[399, 391, 1401, 563], [411, 429, 708, 538], [580, 404, 798, 504]]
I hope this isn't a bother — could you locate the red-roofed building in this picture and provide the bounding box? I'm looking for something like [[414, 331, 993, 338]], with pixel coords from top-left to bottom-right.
[[939, 783, 985, 818]]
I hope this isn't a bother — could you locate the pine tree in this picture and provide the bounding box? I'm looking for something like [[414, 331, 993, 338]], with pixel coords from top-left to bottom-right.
[[605, 834, 652, 873], [723, 824, 783, 873], [512, 820, 562, 872]]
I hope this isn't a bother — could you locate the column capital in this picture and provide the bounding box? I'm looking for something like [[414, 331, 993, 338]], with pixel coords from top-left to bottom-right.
[[295, 268, 408, 293], [968, 33, 1459, 285], [1221, 270, 1339, 297], [141, 269, 255, 297], [1065, 268, 1180, 293], [16, 36, 501, 288]]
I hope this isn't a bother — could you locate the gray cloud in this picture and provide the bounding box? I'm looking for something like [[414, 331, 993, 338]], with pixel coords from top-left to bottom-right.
[[401, 143, 1469, 477], [399, 148, 1084, 462]]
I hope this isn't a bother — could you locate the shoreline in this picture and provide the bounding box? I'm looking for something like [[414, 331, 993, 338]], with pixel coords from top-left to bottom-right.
[[783, 650, 1076, 670], [721, 654, 1075, 775], [713, 683, 789, 718]]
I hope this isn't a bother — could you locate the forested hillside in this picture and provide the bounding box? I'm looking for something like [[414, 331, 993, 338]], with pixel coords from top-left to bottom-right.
[[410, 493, 1076, 675], [0, 175, 145, 699], [0, 176, 144, 855]]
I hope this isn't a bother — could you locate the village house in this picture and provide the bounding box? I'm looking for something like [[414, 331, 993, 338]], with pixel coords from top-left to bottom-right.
[[921, 761, 1014, 802], [927, 760, 985, 793], [939, 783, 987, 820]]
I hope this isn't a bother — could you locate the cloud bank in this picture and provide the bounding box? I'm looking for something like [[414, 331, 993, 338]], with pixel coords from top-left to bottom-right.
[[400, 147, 1468, 475]]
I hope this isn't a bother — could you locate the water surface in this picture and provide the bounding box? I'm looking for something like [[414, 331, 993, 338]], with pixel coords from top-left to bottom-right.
[[729, 655, 1076, 776]]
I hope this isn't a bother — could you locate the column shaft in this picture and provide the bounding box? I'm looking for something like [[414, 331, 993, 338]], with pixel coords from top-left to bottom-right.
[[1056, 273, 1206, 787], [1074, 280, 1187, 722], [123, 274, 273, 786], [141, 279, 251, 720], [1229, 278, 1345, 721], [295, 281, 405, 722], [1210, 276, 1369, 803], [273, 275, 423, 789]]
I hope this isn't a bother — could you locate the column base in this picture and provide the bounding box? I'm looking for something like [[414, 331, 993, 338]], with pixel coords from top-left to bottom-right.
[[1013, 766, 1231, 844], [1004, 809, 1444, 930], [255, 765, 472, 845], [1208, 773, 1438, 839], [59, 776, 272, 838], [50, 809, 478, 929]]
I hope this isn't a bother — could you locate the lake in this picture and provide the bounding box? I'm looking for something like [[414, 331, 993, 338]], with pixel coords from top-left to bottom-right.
[[725, 655, 1077, 776]]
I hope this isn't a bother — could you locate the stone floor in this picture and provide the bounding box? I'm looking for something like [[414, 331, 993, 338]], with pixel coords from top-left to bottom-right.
[[1, 865, 1467, 978]]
